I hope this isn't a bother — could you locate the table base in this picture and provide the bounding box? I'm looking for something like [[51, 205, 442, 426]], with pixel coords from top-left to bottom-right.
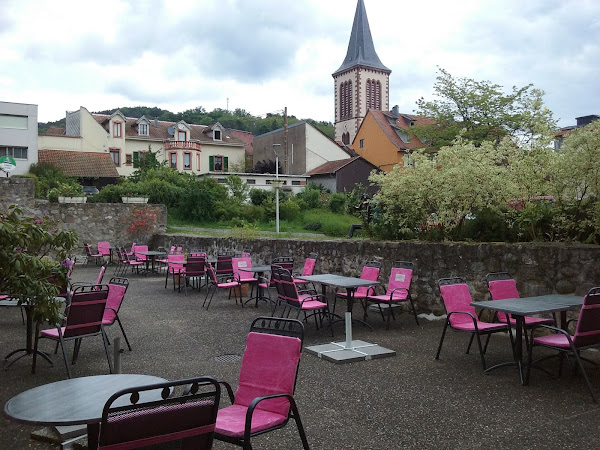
[[306, 340, 395, 364], [4, 348, 53, 370]]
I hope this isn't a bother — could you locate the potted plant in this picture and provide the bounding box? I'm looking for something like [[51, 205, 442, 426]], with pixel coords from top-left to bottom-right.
[[48, 182, 86, 203], [121, 192, 149, 203], [0, 205, 78, 366]]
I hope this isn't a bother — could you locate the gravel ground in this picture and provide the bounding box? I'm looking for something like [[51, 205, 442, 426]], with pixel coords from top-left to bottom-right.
[[2, 264, 600, 449]]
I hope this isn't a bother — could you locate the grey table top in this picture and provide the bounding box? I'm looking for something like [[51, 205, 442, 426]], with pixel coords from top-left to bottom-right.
[[296, 274, 379, 290], [135, 251, 167, 257], [471, 294, 583, 316], [239, 265, 272, 273], [4, 374, 167, 426]]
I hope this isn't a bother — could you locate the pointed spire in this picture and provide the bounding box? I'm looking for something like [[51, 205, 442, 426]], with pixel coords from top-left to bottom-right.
[[333, 0, 390, 76]]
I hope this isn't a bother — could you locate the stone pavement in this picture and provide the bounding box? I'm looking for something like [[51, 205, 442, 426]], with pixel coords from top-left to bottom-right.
[[1, 265, 600, 449]]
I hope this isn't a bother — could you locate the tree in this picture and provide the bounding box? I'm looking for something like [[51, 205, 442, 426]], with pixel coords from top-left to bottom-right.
[[412, 67, 557, 149], [226, 174, 250, 203]]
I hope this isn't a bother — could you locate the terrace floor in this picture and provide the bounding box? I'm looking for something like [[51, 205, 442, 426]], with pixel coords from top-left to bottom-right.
[[2, 265, 600, 449]]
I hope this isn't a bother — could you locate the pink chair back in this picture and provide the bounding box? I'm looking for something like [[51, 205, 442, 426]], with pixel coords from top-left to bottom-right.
[[356, 265, 380, 296], [96, 264, 107, 285], [134, 245, 149, 261], [234, 332, 301, 416], [301, 257, 316, 276], [98, 241, 111, 256], [63, 286, 109, 339], [488, 278, 520, 322], [167, 254, 185, 273], [439, 283, 476, 327], [232, 257, 252, 277], [103, 282, 127, 325], [385, 267, 413, 299], [175, 246, 183, 254], [573, 288, 600, 347]]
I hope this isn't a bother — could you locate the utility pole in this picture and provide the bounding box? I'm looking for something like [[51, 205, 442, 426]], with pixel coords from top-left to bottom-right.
[[283, 106, 288, 174]]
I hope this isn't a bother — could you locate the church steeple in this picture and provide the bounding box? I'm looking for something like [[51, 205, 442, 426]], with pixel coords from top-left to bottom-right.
[[333, 0, 390, 76], [333, 0, 390, 145]]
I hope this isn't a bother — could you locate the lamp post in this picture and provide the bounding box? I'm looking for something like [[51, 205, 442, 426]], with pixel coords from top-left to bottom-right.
[[272, 144, 281, 234]]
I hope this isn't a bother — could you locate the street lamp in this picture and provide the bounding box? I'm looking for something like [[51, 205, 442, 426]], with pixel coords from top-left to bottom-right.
[[272, 144, 281, 234]]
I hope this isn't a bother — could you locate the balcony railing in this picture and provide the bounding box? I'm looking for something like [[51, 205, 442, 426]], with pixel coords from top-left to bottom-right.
[[165, 141, 202, 151]]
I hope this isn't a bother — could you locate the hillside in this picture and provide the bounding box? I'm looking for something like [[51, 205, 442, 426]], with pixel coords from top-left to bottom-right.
[[38, 106, 334, 139]]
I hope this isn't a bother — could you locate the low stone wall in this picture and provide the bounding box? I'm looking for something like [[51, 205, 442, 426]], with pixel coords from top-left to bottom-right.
[[155, 233, 600, 314], [0, 177, 35, 207], [1, 177, 167, 250]]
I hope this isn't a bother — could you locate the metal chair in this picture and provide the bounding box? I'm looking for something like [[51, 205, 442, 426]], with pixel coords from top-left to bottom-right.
[[214, 317, 310, 449], [99, 376, 220, 449], [435, 277, 511, 371], [102, 277, 132, 351], [333, 260, 381, 316]]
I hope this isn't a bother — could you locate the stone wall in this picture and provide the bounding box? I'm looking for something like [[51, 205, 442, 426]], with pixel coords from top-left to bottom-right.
[[155, 233, 600, 314], [1, 176, 167, 249], [0, 177, 35, 206]]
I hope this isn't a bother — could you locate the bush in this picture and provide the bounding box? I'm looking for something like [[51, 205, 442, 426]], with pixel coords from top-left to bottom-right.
[[28, 162, 76, 199], [280, 200, 301, 221], [94, 184, 123, 203], [303, 222, 322, 231], [249, 188, 272, 206], [240, 204, 264, 223], [328, 193, 347, 214], [48, 182, 83, 202], [296, 186, 322, 210]]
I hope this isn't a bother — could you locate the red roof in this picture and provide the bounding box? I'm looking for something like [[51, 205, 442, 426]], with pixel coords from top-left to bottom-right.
[[304, 157, 361, 176], [229, 129, 254, 156], [38, 150, 119, 178], [369, 110, 434, 151]]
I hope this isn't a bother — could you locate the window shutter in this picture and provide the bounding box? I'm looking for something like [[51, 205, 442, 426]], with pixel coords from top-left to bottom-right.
[[224, 157, 228, 172], [133, 152, 139, 168], [209, 155, 214, 171]]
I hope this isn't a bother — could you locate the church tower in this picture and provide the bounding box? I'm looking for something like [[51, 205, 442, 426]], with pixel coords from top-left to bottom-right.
[[333, 0, 390, 145]]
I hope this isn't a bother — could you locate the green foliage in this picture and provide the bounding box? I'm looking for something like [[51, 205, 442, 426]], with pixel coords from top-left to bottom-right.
[[28, 162, 77, 199], [328, 193, 347, 214], [413, 67, 557, 149], [249, 188, 273, 206], [94, 184, 123, 203], [226, 174, 250, 202], [280, 200, 301, 221], [0, 205, 78, 324], [48, 182, 84, 202], [295, 185, 322, 210], [177, 177, 228, 222]]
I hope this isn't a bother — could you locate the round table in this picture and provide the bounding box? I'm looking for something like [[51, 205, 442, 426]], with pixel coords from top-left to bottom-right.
[[5, 373, 167, 447]]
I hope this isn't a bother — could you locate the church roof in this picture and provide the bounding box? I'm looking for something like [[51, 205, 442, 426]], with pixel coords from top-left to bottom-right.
[[333, 0, 390, 76]]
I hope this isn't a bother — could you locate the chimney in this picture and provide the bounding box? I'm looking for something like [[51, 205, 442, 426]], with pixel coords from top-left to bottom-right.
[[154, 118, 158, 128], [391, 105, 400, 118]]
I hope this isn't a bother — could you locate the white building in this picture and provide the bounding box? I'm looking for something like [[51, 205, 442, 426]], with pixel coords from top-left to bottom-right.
[[0, 101, 38, 176]]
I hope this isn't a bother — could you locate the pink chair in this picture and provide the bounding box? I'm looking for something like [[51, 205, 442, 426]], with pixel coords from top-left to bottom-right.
[[435, 277, 510, 371], [232, 256, 257, 300], [177, 257, 207, 295], [527, 287, 600, 402], [84, 242, 103, 265], [486, 272, 555, 332], [165, 253, 185, 289], [125, 242, 136, 257], [365, 261, 419, 329], [102, 277, 132, 351], [214, 317, 309, 449], [97, 241, 111, 261], [333, 260, 381, 315], [203, 262, 241, 310], [293, 253, 317, 287], [32, 285, 112, 378], [99, 376, 220, 449]]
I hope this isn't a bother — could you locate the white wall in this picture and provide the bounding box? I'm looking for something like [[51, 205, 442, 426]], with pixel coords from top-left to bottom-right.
[[0, 101, 38, 176], [305, 124, 350, 173]]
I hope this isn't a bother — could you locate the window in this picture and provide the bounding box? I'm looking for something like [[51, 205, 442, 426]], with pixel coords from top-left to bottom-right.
[[169, 152, 177, 169], [109, 149, 120, 166], [0, 146, 28, 159], [360, 139, 364, 148], [125, 154, 133, 165], [184, 152, 191, 169], [132, 151, 147, 168], [0, 115, 27, 129], [214, 129, 222, 141], [217, 178, 226, 183], [340, 81, 352, 119], [342, 132, 350, 145], [139, 123, 148, 136], [292, 180, 301, 186], [178, 130, 186, 141], [246, 179, 256, 185], [113, 122, 122, 137], [209, 155, 228, 172]]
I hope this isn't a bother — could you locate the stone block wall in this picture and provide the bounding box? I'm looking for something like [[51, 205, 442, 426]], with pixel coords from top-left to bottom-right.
[[155, 234, 600, 314], [0, 177, 35, 206]]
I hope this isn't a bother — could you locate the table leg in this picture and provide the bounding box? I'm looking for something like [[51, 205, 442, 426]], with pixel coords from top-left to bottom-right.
[[87, 422, 99, 449]]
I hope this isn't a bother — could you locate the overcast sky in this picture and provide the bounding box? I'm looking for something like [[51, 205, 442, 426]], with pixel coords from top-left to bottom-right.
[[1, 0, 598, 127]]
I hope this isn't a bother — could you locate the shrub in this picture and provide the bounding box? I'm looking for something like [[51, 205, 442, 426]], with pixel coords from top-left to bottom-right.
[[296, 186, 322, 209], [303, 222, 322, 231], [48, 182, 83, 202], [280, 200, 301, 221], [249, 188, 272, 206], [328, 193, 347, 214], [94, 184, 123, 203]]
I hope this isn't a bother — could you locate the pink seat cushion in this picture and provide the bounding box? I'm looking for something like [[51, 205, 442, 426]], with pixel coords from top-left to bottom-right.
[[451, 321, 507, 332], [40, 327, 64, 339], [534, 333, 572, 349], [217, 281, 240, 289], [215, 404, 287, 438], [368, 291, 408, 302]]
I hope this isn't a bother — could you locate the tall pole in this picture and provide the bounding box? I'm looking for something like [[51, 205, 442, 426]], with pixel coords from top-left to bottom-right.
[[283, 107, 288, 173], [273, 144, 281, 234]]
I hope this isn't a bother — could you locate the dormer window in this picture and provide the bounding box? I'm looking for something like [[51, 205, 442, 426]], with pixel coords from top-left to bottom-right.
[[178, 130, 186, 141], [113, 122, 122, 138], [139, 123, 148, 136], [214, 129, 222, 141]]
